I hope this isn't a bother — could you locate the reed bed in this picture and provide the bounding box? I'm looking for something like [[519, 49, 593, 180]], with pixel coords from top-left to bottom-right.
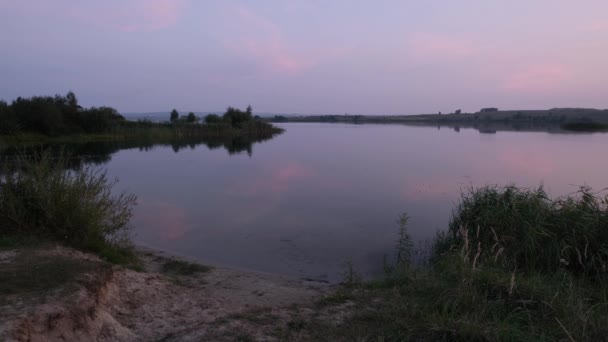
[[304, 185, 608, 341]]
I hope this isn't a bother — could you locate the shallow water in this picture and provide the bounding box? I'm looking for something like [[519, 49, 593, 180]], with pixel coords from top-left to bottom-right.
[[59, 123, 608, 282]]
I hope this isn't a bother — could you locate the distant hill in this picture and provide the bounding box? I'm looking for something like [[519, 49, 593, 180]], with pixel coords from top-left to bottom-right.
[[269, 108, 608, 124]]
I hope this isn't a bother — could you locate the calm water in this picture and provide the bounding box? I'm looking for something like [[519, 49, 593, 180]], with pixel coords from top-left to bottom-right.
[[93, 123, 608, 282]]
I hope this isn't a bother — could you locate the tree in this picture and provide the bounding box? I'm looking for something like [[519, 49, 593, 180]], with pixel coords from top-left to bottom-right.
[[66, 91, 79, 109], [205, 114, 221, 124], [170, 109, 179, 122], [223, 106, 252, 127], [186, 112, 197, 123], [80, 106, 125, 133], [246, 105, 252, 116], [455, 109, 462, 114], [0, 100, 18, 134]]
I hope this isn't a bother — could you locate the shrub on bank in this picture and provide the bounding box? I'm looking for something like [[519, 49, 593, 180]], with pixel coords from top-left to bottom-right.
[[0, 151, 137, 263], [438, 185, 608, 277]]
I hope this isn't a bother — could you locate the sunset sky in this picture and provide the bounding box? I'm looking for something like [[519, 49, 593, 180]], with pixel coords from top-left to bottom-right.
[[1, 0, 607, 114]]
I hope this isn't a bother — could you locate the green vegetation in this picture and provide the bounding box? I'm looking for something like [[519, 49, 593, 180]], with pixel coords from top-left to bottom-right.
[[269, 108, 608, 133], [562, 122, 608, 132], [0, 251, 109, 297], [0, 92, 125, 136], [307, 185, 608, 341], [0, 92, 283, 144], [0, 151, 138, 265]]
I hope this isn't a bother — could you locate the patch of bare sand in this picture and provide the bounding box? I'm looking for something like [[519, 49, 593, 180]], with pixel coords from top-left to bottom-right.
[[1, 246, 334, 341]]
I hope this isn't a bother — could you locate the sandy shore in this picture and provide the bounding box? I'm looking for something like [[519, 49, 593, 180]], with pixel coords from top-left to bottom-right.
[[0, 245, 336, 341]]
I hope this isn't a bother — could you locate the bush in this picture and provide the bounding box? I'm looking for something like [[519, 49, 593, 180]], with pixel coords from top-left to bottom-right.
[[438, 185, 608, 277], [0, 151, 137, 263]]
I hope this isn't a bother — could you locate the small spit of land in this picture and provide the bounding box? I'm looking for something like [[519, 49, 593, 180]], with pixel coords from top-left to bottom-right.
[[0, 92, 283, 146]]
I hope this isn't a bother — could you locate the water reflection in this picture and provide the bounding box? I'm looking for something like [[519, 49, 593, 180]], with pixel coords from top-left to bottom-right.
[[117, 123, 608, 282], [0, 133, 281, 167], [3, 123, 607, 282], [410, 121, 569, 134]]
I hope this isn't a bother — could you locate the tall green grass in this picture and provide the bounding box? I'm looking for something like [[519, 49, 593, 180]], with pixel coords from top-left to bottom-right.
[[440, 185, 608, 277], [0, 151, 137, 264]]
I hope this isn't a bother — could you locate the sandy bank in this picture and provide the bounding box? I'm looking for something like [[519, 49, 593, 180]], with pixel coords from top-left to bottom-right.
[[0, 245, 335, 341]]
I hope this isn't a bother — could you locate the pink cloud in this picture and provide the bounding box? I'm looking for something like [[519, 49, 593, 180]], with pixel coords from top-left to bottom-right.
[[407, 33, 475, 61], [136, 199, 193, 240], [73, 0, 189, 32], [220, 5, 347, 75], [498, 147, 555, 178], [228, 162, 314, 197], [503, 63, 572, 93], [2, 0, 188, 32], [581, 21, 608, 32], [223, 5, 311, 73], [401, 178, 459, 201]]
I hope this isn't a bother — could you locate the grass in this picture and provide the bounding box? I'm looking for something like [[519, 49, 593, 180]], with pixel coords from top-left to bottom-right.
[[442, 185, 608, 277], [0, 150, 139, 266], [300, 185, 608, 341], [161, 259, 212, 276], [0, 250, 110, 297]]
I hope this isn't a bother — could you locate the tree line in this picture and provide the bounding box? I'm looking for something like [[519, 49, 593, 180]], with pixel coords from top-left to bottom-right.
[[0, 91, 268, 136], [0, 91, 125, 135], [170, 105, 260, 128]]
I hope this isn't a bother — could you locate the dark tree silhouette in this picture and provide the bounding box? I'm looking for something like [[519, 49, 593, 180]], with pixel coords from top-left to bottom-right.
[[205, 114, 221, 124], [186, 112, 197, 123], [170, 109, 179, 122]]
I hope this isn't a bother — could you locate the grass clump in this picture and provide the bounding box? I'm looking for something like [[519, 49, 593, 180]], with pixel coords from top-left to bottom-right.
[[306, 186, 608, 341], [161, 259, 211, 276], [441, 185, 608, 277], [0, 252, 108, 297], [0, 150, 138, 265]]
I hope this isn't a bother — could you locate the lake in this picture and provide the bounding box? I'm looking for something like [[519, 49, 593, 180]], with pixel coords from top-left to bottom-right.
[[77, 123, 608, 282]]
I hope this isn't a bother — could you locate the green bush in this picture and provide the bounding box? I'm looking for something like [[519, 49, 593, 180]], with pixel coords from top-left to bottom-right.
[[0, 151, 137, 263]]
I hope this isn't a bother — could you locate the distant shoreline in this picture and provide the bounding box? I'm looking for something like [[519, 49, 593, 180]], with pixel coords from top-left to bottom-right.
[[268, 108, 608, 125]]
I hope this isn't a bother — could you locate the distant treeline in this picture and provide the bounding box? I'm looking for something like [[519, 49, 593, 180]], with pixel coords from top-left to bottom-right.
[[0, 92, 281, 137], [269, 108, 608, 126]]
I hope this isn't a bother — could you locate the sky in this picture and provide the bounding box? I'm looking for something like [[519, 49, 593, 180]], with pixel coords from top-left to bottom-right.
[[1, 0, 607, 115]]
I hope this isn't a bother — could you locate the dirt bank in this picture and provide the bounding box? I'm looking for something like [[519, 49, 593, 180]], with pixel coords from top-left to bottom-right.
[[0, 245, 334, 341]]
